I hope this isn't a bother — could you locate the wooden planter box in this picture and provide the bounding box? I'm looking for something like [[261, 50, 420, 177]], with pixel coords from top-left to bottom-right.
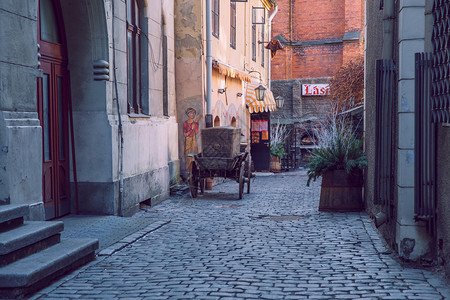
[[270, 155, 281, 173], [319, 169, 363, 212]]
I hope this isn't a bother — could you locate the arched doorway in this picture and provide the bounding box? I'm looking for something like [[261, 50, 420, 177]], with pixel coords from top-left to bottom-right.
[[37, 0, 70, 219]]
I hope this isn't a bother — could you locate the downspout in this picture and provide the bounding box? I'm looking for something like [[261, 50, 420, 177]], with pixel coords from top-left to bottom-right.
[[268, 3, 278, 90], [382, 0, 395, 59], [205, 0, 213, 128], [111, 0, 124, 216]]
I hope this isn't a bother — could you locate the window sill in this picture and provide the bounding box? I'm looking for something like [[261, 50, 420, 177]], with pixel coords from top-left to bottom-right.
[[128, 113, 150, 119]]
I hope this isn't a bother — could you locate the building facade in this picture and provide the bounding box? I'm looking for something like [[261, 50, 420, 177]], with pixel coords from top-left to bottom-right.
[[0, 0, 179, 220], [175, 0, 277, 177], [270, 0, 364, 124], [365, 0, 450, 275]]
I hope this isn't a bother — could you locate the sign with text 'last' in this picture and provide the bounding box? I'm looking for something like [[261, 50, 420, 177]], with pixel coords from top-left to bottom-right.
[[302, 84, 330, 96]]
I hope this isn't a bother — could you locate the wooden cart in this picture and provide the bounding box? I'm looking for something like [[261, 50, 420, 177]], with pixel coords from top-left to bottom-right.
[[188, 152, 252, 199]]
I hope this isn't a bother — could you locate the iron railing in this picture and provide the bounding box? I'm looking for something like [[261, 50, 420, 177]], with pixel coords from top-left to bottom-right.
[[414, 52, 437, 236], [374, 59, 396, 217]]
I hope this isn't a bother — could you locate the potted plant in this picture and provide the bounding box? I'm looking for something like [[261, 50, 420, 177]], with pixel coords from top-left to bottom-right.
[[306, 114, 367, 211], [270, 122, 289, 172]]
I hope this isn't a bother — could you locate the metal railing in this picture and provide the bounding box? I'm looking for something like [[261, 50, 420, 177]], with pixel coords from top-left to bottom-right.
[[374, 59, 396, 218], [415, 53, 437, 236]]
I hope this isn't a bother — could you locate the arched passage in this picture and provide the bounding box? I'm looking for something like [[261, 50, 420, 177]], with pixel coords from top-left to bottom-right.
[[58, 0, 113, 214]]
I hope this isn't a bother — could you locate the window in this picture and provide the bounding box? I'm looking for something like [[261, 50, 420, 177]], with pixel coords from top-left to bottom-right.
[[212, 0, 220, 38], [127, 0, 141, 114], [252, 24, 256, 61], [261, 24, 265, 66], [230, 2, 236, 49], [214, 116, 220, 127]]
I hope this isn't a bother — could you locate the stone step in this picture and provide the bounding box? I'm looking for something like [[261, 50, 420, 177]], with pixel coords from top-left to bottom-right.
[[0, 221, 64, 266], [0, 205, 29, 231], [0, 238, 98, 298]]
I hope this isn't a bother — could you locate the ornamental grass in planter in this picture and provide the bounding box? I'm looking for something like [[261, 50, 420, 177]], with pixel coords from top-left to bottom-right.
[[270, 121, 289, 173], [306, 114, 367, 212]]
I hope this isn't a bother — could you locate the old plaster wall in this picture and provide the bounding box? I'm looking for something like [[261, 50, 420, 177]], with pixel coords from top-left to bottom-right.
[[0, 1, 44, 219], [363, 0, 396, 246], [174, 0, 203, 177]]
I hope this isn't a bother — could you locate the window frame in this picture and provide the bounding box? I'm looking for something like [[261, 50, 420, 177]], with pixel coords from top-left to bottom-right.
[[212, 0, 220, 38], [230, 2, 236, 49], [126, 0, 142, 114]]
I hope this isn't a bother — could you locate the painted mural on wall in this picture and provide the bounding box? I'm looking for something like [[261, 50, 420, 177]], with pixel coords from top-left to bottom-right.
[[183, 107, 202, 169]]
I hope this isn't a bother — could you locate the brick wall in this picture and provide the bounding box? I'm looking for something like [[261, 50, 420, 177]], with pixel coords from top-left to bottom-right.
[[271, 0, 364, 81]]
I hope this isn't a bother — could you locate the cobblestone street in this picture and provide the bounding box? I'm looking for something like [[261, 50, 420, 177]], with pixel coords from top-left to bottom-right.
[[32, 170, 450, 299]]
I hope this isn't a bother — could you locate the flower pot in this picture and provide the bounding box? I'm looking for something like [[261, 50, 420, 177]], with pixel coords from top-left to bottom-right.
[[270, 156, 281, 173], [319, 169, 363, 212]]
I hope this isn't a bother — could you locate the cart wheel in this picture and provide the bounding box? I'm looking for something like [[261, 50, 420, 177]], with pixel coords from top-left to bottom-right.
[[189, 162, 199, 198], [246, 157, 252, 194], [238, 162, 245, 200], [200, 178, 205, 195]]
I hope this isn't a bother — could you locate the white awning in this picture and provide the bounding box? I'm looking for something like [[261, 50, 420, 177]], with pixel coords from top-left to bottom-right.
[[245, 82, 276, 113]]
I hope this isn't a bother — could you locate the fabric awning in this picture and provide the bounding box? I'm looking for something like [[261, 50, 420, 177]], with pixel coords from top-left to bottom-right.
[[245, 82, 277, 113], [212, 59, 251, 82]]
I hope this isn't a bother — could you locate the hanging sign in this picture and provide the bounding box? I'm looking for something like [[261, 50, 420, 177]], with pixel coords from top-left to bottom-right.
[[302, 84, 330, 96]]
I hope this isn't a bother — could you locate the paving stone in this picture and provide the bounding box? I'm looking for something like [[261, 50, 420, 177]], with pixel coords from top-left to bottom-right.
[[28, 170, 450, 299]]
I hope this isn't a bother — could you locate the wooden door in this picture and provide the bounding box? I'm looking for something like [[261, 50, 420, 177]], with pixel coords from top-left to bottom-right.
[[37, 0, 70, 219]]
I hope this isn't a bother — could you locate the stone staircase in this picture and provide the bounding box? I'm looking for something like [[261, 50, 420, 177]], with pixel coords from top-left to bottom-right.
[[0, 204, 98, 299]]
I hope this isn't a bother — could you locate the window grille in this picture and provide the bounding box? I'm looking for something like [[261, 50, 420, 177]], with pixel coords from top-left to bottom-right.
[[431, 0, 450, 123], [374, 59, 396, 218], [414, 52, 437, 236]]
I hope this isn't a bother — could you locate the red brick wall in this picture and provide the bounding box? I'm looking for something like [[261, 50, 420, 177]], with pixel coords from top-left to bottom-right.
[[271, 0, 364, 81]]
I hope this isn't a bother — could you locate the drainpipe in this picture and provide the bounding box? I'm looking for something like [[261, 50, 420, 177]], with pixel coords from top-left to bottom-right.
[[382, 0, 395, 59], [268, 3, 278, 90], [205, 0, 213, 128], [111, 0, 124, 216]]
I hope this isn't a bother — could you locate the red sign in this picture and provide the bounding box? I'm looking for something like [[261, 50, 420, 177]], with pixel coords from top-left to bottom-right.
[[302, 84, 330, 96]]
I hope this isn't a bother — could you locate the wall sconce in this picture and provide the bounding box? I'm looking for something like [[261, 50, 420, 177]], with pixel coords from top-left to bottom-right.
[[237, 92, 243, 97], [218, 89, 226, 94]]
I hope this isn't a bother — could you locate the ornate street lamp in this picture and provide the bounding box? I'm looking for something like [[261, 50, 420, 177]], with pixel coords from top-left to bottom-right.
[[275, 96, 285, 108], [255, 85, 266, 101]]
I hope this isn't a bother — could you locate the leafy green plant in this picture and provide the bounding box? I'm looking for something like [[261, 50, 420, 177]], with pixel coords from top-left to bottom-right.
[[270, 143, 286, 158], [306, 114, 367, 186]]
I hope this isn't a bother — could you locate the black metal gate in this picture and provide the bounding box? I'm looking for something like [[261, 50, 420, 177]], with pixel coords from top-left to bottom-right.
[[280, 125, 299, 170], [374, 59, 396, 218]]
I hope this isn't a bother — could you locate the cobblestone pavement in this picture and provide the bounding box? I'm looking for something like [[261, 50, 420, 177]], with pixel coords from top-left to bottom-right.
[[32, 170, 450, 299]]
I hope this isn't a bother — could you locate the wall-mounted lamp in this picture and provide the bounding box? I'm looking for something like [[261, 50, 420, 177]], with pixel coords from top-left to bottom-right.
[[255, 85, 266, 101], [275, 96, 285, 108], [237, 92, 243, 97], [218, 88, 226, 94]]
